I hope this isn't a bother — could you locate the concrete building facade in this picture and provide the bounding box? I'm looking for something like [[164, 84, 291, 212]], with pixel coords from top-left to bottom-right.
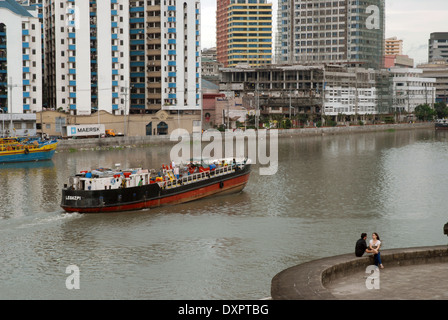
[[39, 0, 202, 135], [385, 36, 403, 55], [219, 64, 395, 123], [128, 0, 201, 115], [219, 64, 325, 119], [217, 0, 272, 68], [276, 0, 385, 70], [324, 67, 382, 117], [390, 67, 436, 113], [43, 0, 130, 116], [0, 0, 42, 115], [429, 32, 448, 63], [384, 54, 414, 69], [160, 0, 202, 113], [216, 0, 230, 67], [419, 60, 448, 104]]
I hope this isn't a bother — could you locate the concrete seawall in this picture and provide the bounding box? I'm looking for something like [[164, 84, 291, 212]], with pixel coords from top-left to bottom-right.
[[271, 245, 448, 300], [56, 122, 434, 152], [275, 122, 433, 136], [56, 134, 174, 152]]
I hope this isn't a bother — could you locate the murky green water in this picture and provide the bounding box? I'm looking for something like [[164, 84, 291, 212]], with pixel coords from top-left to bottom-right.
[[0, 129, 447, 299]]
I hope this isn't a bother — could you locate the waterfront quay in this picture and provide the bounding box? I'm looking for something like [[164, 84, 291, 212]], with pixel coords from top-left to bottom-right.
[[271, 245, 448, 300], [56, 122, 433, 152]]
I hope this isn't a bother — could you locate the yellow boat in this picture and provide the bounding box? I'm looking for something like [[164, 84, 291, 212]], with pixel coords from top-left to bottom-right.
[[0, 137, 58, 163]]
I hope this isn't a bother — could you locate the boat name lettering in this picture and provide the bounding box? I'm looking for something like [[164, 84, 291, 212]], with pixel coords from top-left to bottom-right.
[[66, 196, 82, 201]]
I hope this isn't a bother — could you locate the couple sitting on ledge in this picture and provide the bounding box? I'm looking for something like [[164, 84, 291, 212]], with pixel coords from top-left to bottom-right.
[[355, 232, 384, 269]]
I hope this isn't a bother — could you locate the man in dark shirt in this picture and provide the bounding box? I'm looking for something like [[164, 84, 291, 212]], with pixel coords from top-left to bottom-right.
[[355, 233, 374, 257]]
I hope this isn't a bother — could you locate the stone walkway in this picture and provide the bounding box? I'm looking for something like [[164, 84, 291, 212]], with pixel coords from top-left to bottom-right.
[[271, 246, 448, 300], [326, 262, 448, 300]]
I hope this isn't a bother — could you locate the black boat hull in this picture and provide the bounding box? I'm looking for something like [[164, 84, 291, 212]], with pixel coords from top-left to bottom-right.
[[61, 164, 251, 213]]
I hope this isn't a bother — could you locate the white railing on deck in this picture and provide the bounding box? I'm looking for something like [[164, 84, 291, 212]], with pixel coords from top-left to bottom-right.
[[158, 164, 238, 190]]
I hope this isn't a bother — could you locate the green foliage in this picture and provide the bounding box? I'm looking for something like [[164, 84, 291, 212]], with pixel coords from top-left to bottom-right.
[[414, 104, 435, 121], [384, 116, 395, 124], [282, 118, 292, 129], [246, 114, 255, 126], [434, 102, 448, 119]]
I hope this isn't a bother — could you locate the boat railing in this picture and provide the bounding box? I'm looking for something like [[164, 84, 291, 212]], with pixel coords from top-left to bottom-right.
[[158, 164, 238, 190]]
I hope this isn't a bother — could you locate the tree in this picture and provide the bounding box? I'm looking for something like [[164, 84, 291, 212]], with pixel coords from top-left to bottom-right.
[[434, 102, 448, 119], [282, 118, 292, 129], [414, 104, 435, 121]]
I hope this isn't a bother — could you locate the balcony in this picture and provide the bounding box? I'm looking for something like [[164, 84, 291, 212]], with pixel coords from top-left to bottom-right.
[[147, 49, 161, 56], [147, 82, 161, 88], [146, 16, 161, 23], [147, 93, 161, 99], [147, 5, 161, 12], [147, 71, 161, 77]]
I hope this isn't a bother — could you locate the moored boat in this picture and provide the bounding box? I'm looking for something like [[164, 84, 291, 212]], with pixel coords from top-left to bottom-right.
[[0, 137, 58, 163], [61, 158, 251, 213], [435, 119, 448, 130]]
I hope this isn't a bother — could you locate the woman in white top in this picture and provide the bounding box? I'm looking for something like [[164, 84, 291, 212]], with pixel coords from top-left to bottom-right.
[[369, 232, 384, 269]]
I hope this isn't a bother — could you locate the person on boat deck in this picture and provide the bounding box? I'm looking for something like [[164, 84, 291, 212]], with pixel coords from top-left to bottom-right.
[[138, 177, 143, 186], [174, 166, 179, 179]]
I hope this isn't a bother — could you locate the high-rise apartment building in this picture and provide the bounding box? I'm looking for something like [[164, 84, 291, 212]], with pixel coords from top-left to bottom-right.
[[276, 0, 385, 70], [429, 32, 448, 63], [0, 0, 42, 114], [385, 37, 403, 55], [216, 0, 230, 67], [44, 0, 130, 116], [217, 0, 272, 68], [118, 0, 202, 114], [160, 0, 202, 113], [43, 0, 201, 116]]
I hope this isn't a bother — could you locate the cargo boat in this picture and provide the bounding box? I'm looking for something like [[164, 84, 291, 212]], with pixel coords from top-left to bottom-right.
[[61, 158, 251, 213]]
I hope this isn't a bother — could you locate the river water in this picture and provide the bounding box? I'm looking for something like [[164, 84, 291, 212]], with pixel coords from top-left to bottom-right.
[[0, 129, 447, 299]]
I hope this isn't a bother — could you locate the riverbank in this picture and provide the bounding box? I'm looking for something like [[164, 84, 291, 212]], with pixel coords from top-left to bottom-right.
[[55, 122, 434, 152]]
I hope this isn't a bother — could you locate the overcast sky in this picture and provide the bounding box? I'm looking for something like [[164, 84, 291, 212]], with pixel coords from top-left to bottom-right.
[[200, 0, 448, 65]]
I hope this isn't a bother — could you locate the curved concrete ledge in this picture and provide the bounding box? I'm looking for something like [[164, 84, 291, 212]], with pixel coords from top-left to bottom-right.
[[271, 245, 448, 300]]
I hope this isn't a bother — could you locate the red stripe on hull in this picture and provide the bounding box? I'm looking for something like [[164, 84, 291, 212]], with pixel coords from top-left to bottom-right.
[[63, 172, 250, 213]]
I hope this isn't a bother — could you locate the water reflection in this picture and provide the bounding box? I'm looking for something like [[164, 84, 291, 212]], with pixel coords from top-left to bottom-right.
[[0, 160, 57, 218]]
